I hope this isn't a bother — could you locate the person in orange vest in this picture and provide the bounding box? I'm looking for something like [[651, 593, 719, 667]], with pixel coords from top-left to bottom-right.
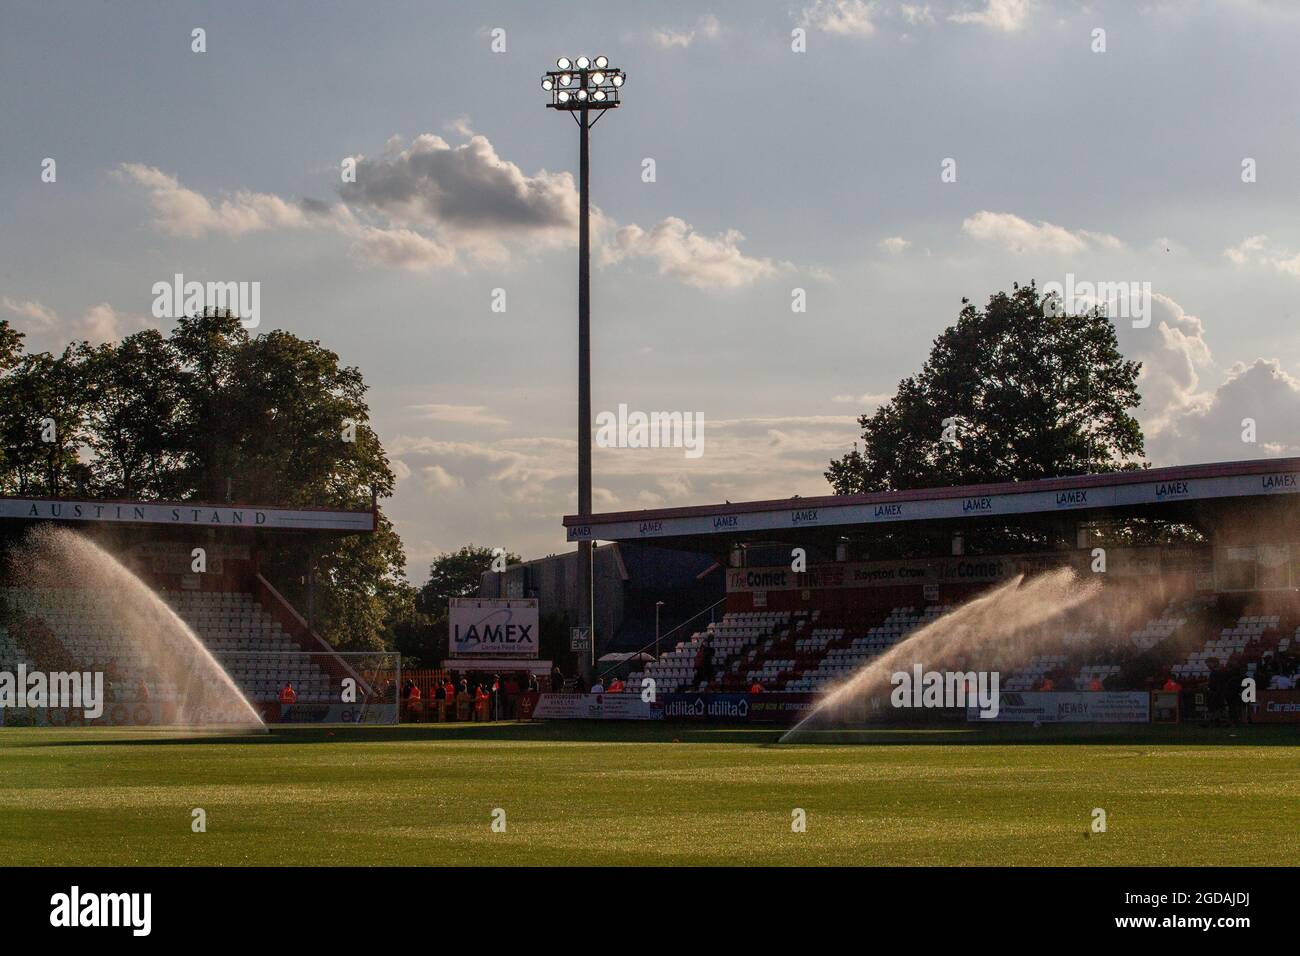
[[443, 678, 456, 721], [1088, 676, 1103, 692], [1162, 676, 1182, 692], [279, 682, 297, 722], [474, 682, 489, 721], [407, 681, 422, 722], [750, 681, 765, 694], [607, 676, 625, 694]]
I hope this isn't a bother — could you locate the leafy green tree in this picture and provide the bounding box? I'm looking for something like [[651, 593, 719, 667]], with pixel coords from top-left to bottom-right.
[[167, 310, 252, 501], [0, 344, 94, 495], [827, 282, 1145, 494], [0, 308, 411, 653], [416, 544, 521, 615], [0, 320, 27, 487], [85, 331, 183, 498]]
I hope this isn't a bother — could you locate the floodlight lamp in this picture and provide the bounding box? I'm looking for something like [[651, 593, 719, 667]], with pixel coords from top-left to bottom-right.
[[557, 57, 571, 69], [542, 78, 553, 90], [591, 72, 604, 84], [594, 55, 608, 69], [611, 74, 624, 87], [559, 73, 572, 86], [576, 56, 590, 69], [557, 91, 570, 103]]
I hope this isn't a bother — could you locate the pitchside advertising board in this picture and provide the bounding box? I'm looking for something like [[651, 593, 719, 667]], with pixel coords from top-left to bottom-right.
[[525, 692, 815, 724], [967, 691, 1151, 723], [449, 598, 539, 659]]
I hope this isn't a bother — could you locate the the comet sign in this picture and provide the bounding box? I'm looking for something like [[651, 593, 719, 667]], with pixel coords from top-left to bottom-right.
[[448, 598, 539, 659]]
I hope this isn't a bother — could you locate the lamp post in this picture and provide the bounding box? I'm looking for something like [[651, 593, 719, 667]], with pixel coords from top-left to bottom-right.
[[655, 600, 665, 660], [541, 55, 625, 684]]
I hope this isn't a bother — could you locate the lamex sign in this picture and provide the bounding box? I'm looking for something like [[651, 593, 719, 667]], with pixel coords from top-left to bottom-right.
[[448, 598, 539, 659]]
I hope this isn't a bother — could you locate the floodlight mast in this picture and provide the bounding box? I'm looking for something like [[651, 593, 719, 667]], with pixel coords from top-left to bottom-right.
[[540, 56, 624, 685]]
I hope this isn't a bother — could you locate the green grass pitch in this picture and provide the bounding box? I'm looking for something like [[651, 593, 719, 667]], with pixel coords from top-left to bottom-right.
[[1, 722, 1296, 866]]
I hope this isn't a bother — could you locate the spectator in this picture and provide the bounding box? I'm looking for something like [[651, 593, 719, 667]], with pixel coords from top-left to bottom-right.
[[1161, 675, 1182, 692], [750, 681, 765, 694], [1039, 677, 1055, 691], [607, 676, 625, 694], [433, 678, 447, 722], [527, 673, 539, 693], [1088, 676, 1103, 692], [491, 674, 501, 720], [443, 677, 457, 720], [279, 682, 297, 721], [590, 677, 605, 694]]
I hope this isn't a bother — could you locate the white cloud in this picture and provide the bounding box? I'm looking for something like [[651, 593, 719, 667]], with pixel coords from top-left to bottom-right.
[[79, 303, 127, 342], [116, 163, 307, 237], [2, 297, 149, 344], [605, 217, 779, 289], [409, 404, 510, 428], [1223, 234, 1300, 276], [948, 0, 1035, 32], [899, 4, 935, 25], [1, 297, 57, 328], [1130, 294, 1213, 439], [800, 0, 880, 37], [340, 134, 579, 259], [653, 13, 722, 48], [346, 222, 457, 271], [878, 236, 912, 254], [962, 210, 1124, 254], [1149, 358, 1300, 463], [118, 133, 801, 291], [832, 392, 892, 406]]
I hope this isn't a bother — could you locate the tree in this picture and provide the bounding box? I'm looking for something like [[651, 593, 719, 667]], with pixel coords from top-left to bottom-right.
[[0, 320, 27, 488], [416, 545, 521, 615], [0, 307, 409, 653], [827, 282, 1145, 495], [0, 344, 94, 496], [85, 331, 183, 498]]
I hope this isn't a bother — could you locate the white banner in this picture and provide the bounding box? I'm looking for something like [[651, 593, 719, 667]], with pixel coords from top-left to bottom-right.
[[968, 691, 1150, 723], [530, 693, 658, 720], [448, 598, 539, 659], [1, 497, 374, 532]]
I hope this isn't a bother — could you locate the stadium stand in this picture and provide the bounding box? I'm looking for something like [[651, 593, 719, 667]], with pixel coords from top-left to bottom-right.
[[615, 585, 1300, 701], [0, 584, 337, 706]]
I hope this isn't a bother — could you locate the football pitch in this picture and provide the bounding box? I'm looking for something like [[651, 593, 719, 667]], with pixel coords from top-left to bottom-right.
[[1, 722, 1296, 866]]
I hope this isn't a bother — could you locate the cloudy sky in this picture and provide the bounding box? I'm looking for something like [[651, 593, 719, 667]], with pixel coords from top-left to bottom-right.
[[4, 0, 1300, 579]]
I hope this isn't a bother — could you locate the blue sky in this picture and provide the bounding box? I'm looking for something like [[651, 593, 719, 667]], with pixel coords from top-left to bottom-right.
[[4, 0, 1300, 578]]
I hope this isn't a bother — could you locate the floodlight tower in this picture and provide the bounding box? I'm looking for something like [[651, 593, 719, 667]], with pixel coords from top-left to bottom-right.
[[541, 55, 625, 683]]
